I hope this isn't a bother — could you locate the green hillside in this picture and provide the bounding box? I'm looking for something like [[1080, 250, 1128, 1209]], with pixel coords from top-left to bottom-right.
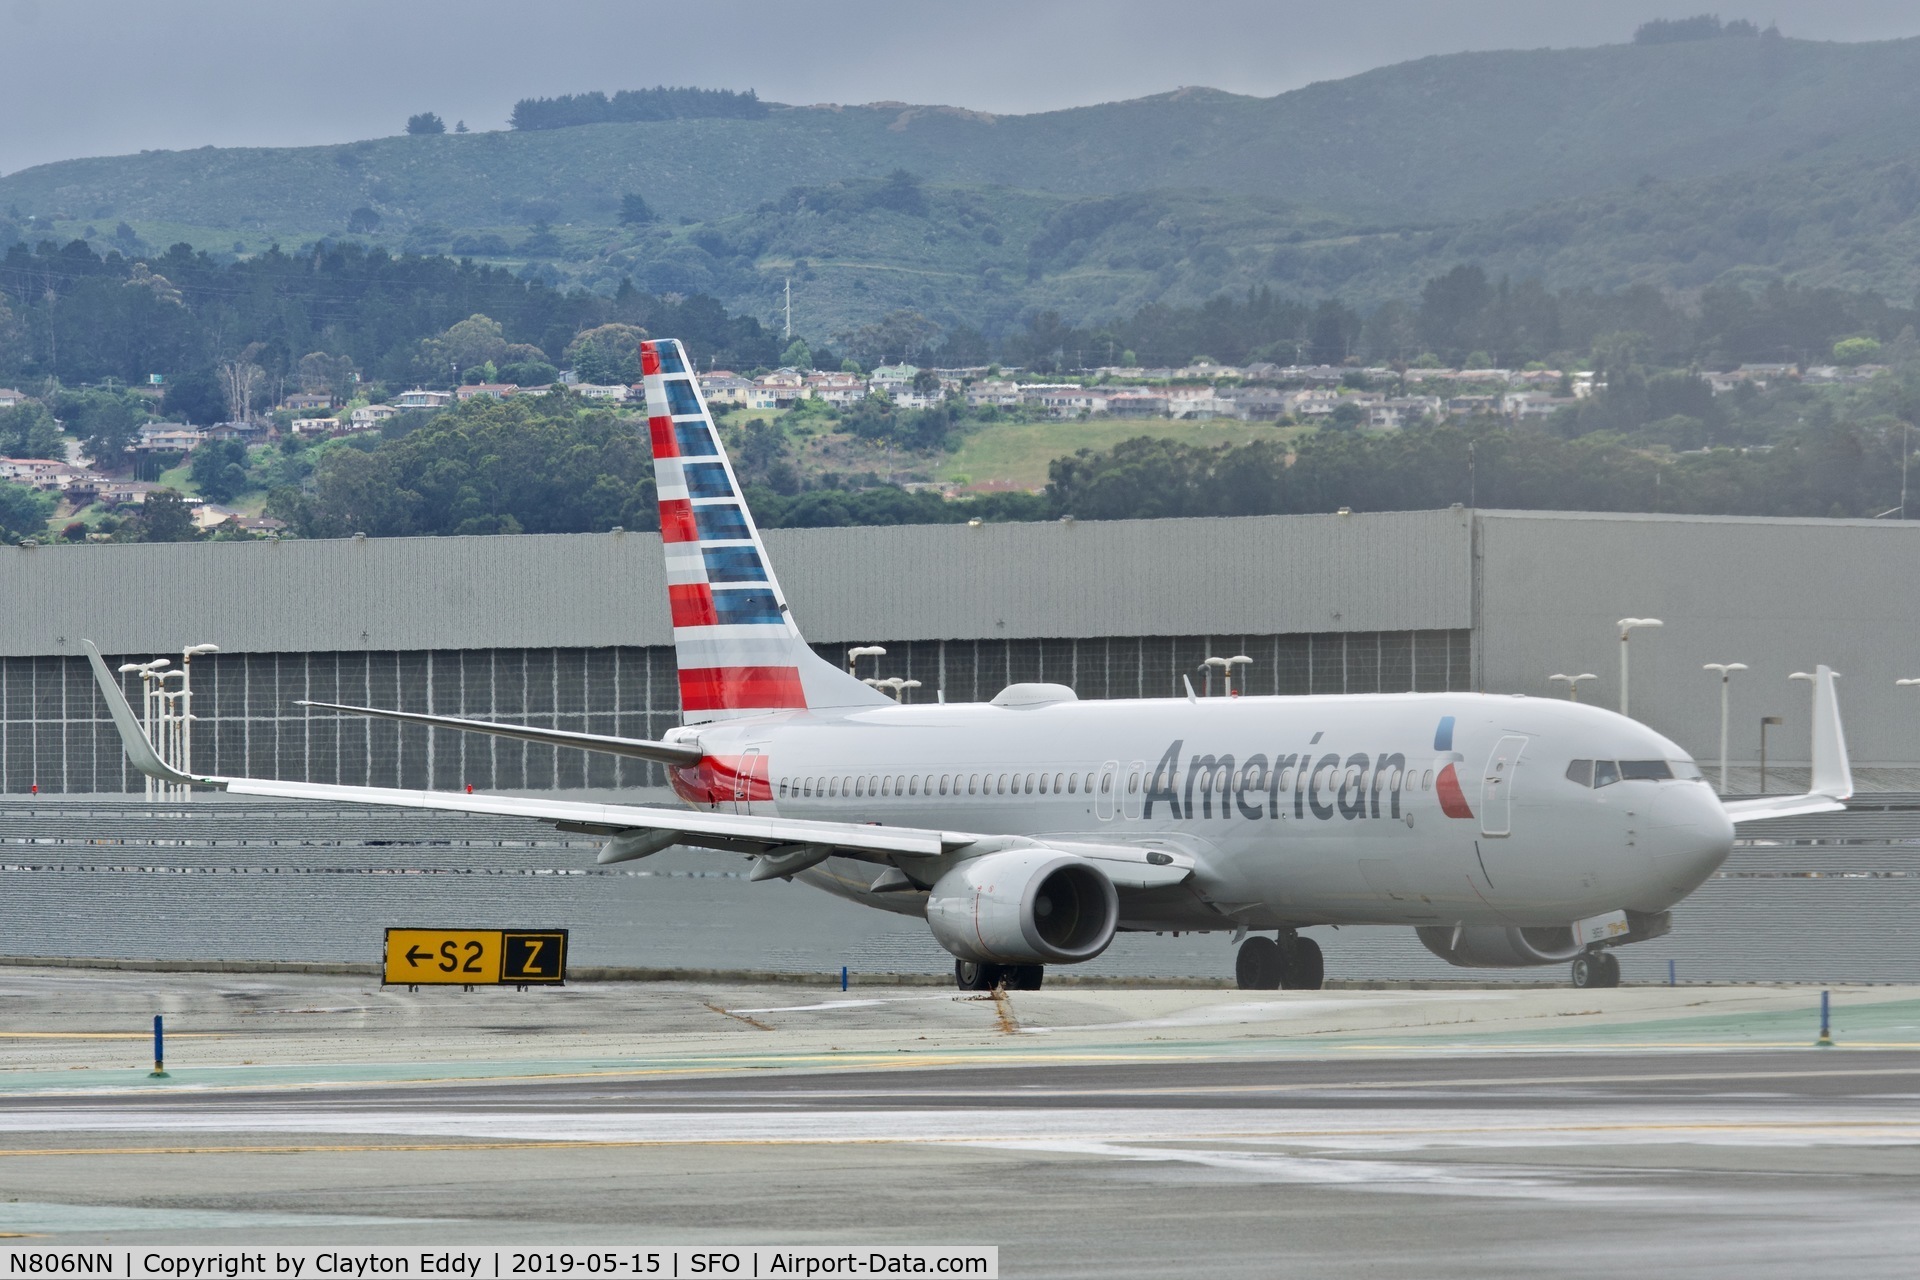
[[10, 32, 1920, 341], [8, 32, 1920, 234]]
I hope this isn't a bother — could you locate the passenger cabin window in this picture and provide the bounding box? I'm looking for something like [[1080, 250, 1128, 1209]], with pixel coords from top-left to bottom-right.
[[1565, 759, 1594, 787], [1421, 770, 1433, 791]]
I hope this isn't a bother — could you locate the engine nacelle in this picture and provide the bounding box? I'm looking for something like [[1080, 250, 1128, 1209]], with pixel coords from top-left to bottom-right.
[[925, 849, 1118, 966], [1415, 924, 1586, 968]]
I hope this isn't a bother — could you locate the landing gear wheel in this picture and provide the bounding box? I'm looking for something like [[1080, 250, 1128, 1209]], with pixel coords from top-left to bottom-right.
[[1570, 951, 1619, 989], [1235, 936, 1282, 990], [1283, 936, 1325, 990], [1008, 965, 1045, 991], [955, 959, 1005, 991]]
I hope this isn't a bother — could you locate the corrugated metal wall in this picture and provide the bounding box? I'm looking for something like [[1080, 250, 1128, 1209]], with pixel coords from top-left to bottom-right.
[[0, 630, 1472, 794], [0, 508, 1471, 657]]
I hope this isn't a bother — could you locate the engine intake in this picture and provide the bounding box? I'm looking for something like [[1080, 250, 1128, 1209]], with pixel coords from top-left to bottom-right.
[[926, 849, 1118, 965]]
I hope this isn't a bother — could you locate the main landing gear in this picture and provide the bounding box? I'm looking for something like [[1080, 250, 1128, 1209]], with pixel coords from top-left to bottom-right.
[[955, 959, 1044, 991], [1234, 932, 1325, 990], [1569, 949, 1621, 989]]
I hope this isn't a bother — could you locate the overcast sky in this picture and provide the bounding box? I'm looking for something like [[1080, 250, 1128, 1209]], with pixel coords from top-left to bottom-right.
[[5, 0, 1920, 177]]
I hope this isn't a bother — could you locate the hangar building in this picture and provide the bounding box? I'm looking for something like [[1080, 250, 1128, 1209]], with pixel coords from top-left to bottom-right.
[[3, 507, 1917, 794]]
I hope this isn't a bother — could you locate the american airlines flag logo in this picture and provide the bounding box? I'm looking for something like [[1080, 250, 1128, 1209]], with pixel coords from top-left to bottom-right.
[[641, 339, 807, 720], [1432, 715, 1475, 820]]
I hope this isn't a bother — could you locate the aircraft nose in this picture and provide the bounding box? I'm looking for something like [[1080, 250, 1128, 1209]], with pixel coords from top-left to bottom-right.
[[1643, 783, 1734, 901]]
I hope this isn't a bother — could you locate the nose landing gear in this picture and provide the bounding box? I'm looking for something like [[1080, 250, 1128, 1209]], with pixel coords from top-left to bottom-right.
[[1234, 933, 1326, 990], [1569, 949, 1621, 989]]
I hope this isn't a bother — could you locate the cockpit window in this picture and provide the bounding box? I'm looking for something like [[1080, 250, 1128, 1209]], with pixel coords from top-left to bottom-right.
[[1592, 760, 1620, 788], [1565, 759, 1594, 787], [1669, 759, 1704, 781], [1619, 760, 1673, 781]]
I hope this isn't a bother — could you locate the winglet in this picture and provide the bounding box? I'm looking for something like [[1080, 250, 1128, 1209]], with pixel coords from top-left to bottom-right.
[[1722, 662, 1851, 823], [81, 640, 217, 789], [1808, 663, 1852, 801]]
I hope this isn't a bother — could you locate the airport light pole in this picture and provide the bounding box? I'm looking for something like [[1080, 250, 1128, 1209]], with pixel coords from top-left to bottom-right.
[[157, 672, 186, 801], [117, 659, 170, 801], [1617, 618, 1663, 719], [179, 643, 218, 782], [1758, 715, 1783, 794], [1702, 663, 1748, 794], [1224, 654, 1252, 697], [846, 645, 886, 677], [1549, 672, 1598, 702], [1200, 656, 1227, 697]]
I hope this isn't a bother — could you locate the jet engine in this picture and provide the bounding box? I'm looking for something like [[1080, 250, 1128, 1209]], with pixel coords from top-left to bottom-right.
[[1415, 924, 1586, 968], [925, 850, 1118, 966]]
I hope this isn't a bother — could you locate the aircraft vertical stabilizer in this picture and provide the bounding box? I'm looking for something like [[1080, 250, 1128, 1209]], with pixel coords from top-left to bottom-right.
[[638, 339, 890, 723]]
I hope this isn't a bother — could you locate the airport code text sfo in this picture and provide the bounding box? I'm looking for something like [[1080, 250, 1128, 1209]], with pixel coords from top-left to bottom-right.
[[0, 1253, 996, 1280]]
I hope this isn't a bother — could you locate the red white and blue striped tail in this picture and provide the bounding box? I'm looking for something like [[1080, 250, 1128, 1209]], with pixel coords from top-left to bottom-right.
[[640, 339, 892, 724]]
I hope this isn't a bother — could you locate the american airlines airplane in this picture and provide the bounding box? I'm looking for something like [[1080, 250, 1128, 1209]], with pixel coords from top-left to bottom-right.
[[85, 338, 1856, 991]]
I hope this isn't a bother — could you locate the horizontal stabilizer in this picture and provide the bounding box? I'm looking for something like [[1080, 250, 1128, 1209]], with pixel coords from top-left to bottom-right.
[[295, 700, 703, 765]]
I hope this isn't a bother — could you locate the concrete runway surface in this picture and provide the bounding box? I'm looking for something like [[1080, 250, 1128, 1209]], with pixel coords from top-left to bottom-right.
[[2, 970, 1919, 1277]]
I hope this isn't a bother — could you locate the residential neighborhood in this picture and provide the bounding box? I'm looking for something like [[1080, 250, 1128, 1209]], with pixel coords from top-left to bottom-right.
[[0, 345, 1893, 547]]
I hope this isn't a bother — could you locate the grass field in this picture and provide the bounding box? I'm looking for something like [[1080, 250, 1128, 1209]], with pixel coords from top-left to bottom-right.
[[939, 417, 1295, 490]]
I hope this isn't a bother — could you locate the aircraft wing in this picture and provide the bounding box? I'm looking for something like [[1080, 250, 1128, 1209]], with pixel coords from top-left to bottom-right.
[[294, 699, 703, 766], [84, 641, 1197, 891], [1720, 793, 1847, 822], [1722, 663, 1853, 826], [86, 641, 960, 859]]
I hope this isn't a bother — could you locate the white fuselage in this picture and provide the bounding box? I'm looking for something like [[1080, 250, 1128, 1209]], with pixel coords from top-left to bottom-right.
[[670, 691, 1735, 932]]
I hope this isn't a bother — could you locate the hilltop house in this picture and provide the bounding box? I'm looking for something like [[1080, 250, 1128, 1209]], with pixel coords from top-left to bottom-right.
[[134, 424, 207, 453], [0, 389, 27, 409], [348, 404, 399, 431], [392, 389, 453, 410], [454, 383, 518, 402], [280, 392, 335, 412], [805, 371, 866, 407], [699, 371, 769, 409]]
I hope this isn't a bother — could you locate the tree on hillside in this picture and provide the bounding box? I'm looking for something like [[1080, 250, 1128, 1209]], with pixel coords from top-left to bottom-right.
[[50, 389, 148, 470], [219, 345, 266, 423], [405, 112, 447, 135], [0, 479, 53, 541], [0, 402, 62, 459], [564, 323, 648, 384], [347, 207, 382, 234], [161, 369, 227, 426], [0, 290, 28, 370], [297, 351, 357, 399], [274, 395, 657, 538], [1634, 15, 1741, 43], [190, 439, 250, 504], [135, 488, 198, 542], [619, 192, 658, 225]]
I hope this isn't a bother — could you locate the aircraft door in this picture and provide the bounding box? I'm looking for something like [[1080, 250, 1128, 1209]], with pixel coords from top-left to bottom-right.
[[1122, 759, 1146, 821], [1095, 760, 1119, 821], [1480, 735, 1527, 837], [732, 748, 765, 814]]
